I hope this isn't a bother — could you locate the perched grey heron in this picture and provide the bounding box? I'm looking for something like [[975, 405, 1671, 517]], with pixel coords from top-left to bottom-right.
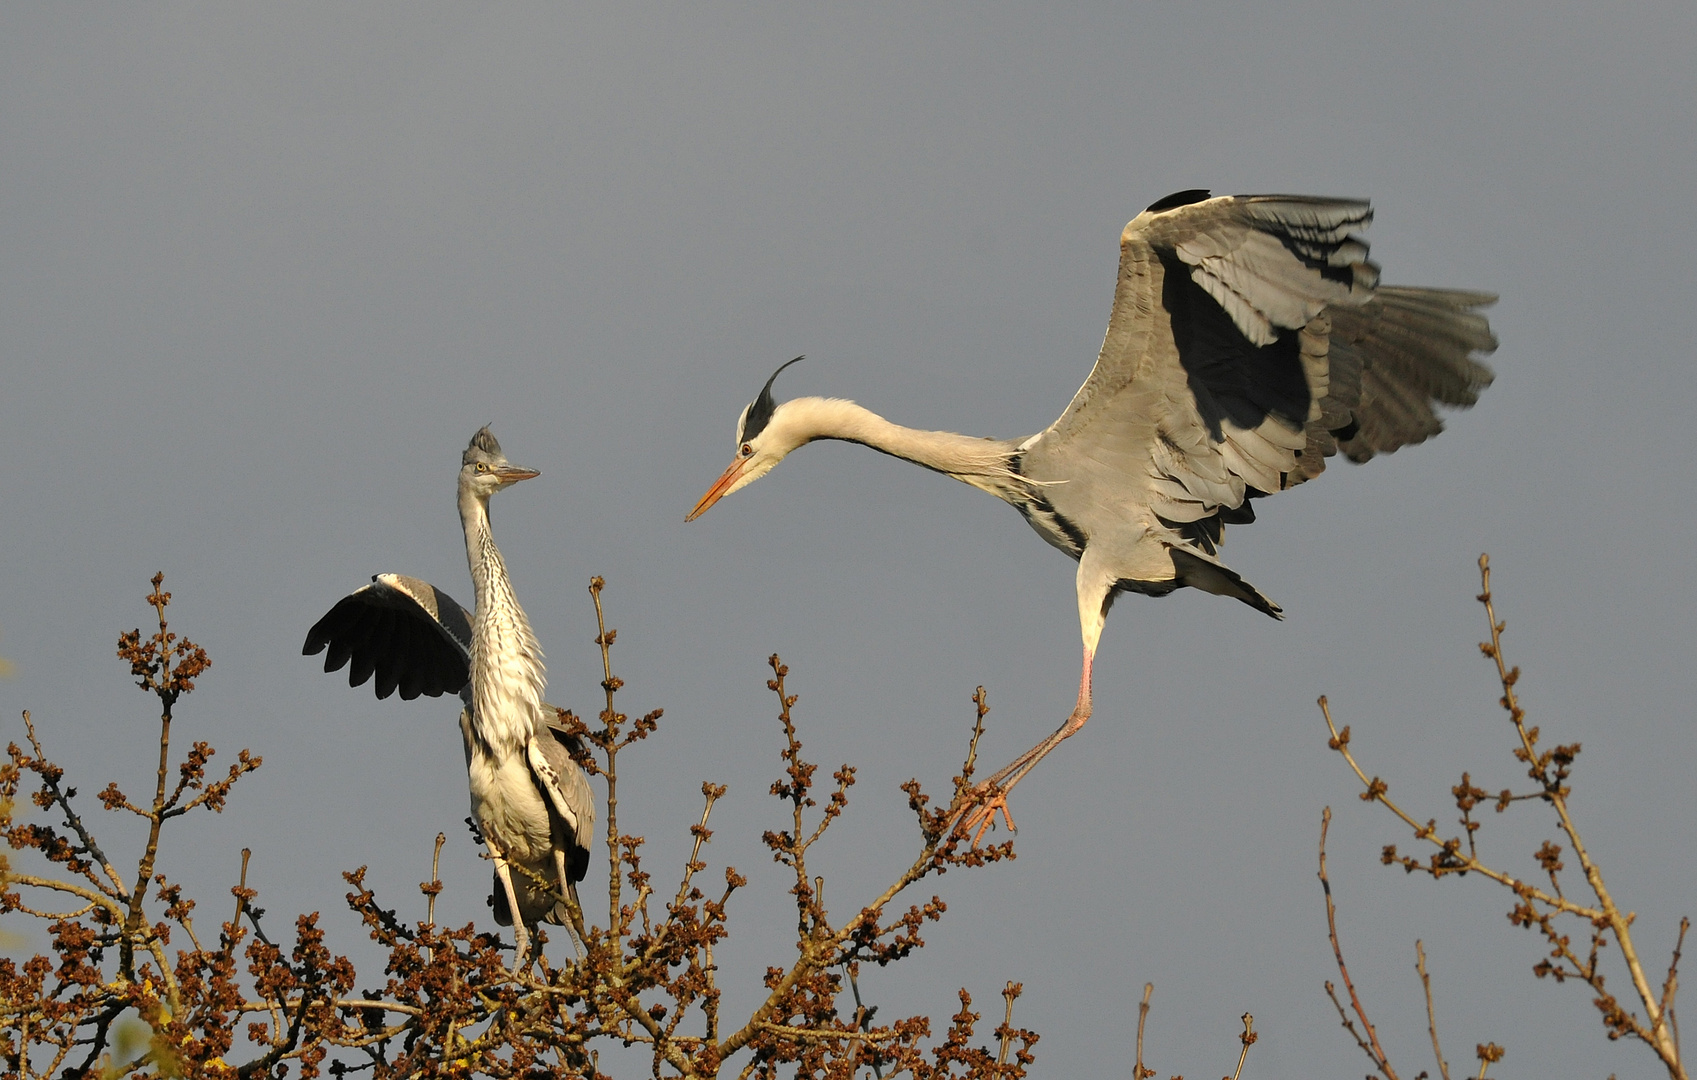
[[687, 191, 1497, 838], [304, 428, 594, 960]]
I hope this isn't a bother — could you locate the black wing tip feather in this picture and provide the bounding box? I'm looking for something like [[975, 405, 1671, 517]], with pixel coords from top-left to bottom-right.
[[302, 609, 338, 656], [1145, 189, 1212, 213]]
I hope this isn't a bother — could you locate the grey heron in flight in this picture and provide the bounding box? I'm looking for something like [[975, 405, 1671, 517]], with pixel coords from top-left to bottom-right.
[[304, 427, 593, 961], [687, 191, 1497, 839]]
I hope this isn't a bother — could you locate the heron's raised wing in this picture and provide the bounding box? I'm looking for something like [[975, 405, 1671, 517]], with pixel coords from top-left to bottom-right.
[[1315, 286, 1497, 469], [303, 573, 473, 701], [1024, 192, 1495, 530], [526, 715, 595, 883]]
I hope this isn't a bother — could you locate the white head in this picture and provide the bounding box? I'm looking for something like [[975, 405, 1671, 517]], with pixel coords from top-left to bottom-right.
[[686, 356, 809, 521]]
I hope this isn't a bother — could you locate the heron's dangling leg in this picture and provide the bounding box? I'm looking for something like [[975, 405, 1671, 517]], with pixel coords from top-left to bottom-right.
[[955, 645, 1096, 843], [553, 847, 586, 962], [955, 557, 1110, 843], [491, 851, 532, 963]]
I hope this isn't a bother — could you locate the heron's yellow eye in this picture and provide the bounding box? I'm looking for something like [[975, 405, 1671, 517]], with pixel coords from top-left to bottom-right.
[[475, 463, 489, 473], [741, 443, 753, 457]]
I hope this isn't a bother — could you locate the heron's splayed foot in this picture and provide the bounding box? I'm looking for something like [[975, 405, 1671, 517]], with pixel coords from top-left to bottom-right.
[[951, 684, 1094, 845], [954, 786, 1018, 845]]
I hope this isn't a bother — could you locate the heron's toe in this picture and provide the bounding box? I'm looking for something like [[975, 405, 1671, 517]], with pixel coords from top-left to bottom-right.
[[953, 786, 1017, 847]]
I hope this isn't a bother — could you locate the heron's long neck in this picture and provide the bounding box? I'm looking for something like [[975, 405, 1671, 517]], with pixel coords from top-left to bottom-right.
[[790, 397, 1021, 494], [459, 490, 546, 754]]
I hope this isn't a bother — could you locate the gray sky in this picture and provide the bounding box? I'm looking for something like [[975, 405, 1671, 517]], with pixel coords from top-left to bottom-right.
[[4, 4, 1695, 1075]]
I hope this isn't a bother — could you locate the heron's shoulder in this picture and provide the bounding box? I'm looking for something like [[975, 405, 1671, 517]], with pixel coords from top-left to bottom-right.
[[1121, 192, 1372, 249], [369, 574, 472, 641]]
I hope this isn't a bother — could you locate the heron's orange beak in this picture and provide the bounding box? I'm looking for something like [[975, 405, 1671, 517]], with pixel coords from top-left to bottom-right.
[[686, 458, 746, 522], [497, 467, 540, 484]]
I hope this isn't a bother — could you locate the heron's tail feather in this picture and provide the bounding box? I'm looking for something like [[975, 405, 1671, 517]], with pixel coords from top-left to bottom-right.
[[1167, 547, 1284, 619], [491, 868, 514, 927]]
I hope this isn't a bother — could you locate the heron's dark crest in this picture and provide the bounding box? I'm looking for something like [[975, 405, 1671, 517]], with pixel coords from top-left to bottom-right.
[[464, 426, 505, 466], [738, 356, 805, 444]]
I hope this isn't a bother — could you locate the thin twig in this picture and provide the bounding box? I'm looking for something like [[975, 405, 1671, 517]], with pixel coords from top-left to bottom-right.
[[1320, 807, 1398, 1080], [231, 847, 251, 932], [590, 576, 622, 936], [5, 899, 98, 920], [846, 962, 883, 1080], [996, 982, 1019, 1066], [1416, 941, 1451, 1080], [119, 580, 179, 994], [1231, 1013, 1257, 1080], [644, 784, 723, 961], [5, 875, 125, 919], [1473, 1041, 1504, 1079], [19, 711, 129, 901], [226, 998, 427, 1018], [1319, 694, 1601, 920], [427, 832, 445, 927], [1134, 982, 1153, 1080], [1478, 555, 1680, 1073], [720, 669, 1013, 1060], [1321, 557, 1688, 1080], [1665, 918, 1688, 1063], [753, 1021, 898, 1043]]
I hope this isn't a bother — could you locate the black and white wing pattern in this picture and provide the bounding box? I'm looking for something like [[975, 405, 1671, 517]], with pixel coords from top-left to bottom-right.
[[1024, 192, 1496, 533], [302, 573, 474, 701]]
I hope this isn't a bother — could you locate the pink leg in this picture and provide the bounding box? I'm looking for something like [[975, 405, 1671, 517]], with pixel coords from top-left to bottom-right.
[[956, 647, 1095, 843]]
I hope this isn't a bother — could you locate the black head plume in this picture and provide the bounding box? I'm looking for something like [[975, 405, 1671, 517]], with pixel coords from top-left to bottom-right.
[[738, 356, 804, 444], [464, 426, 504, 466]]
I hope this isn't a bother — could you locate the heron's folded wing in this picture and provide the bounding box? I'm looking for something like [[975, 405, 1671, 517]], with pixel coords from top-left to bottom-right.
[[527, 717, 596, 882], [302, 573, 472, 700], [1024, 192, 1495, 526]]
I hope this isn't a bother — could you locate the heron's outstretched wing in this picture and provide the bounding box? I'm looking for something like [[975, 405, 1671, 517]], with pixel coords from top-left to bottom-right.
[[302, 573, 473, 701], [1315, 286, 1497, 469], [1024, 192, 1495, 530]]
